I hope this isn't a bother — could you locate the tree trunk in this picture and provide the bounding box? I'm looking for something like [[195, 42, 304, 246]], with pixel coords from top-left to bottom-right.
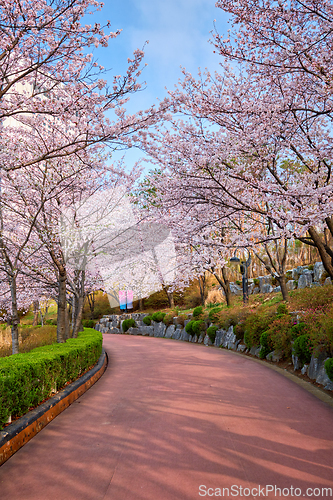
[[138, 298, 144, 311], [307, 226, 333, 278], [87, 291, 96, 319], [277, 275, 288, 302], [197, 274, 206, 306], [73, 296, 85, 338], [10, 275, 20, 355], [212, 268, 232, 307], [57, 271, 67, 343], [167, 291, 175, 309], [33, 300, 39, 326]]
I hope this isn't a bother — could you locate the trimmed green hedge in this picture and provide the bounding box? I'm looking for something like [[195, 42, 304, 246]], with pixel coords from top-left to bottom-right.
[[0, 329, 102, 430]]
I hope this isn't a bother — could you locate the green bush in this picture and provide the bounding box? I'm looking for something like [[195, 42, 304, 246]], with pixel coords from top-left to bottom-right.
[[259, 331, 273, 359], [266, 315, 294, 358], [151, 311, 166, 323], [207, 325, 218, 344], [325, 358, 333, 381], [45, 319, 57, 325], [143, 315, 152, 326], [82, 319, 95, 328], [208, 307, 222, 322], [193, 306, 203, 317], [122, 318, 136, 332], [0, 329, 102, 430], [185, 320, 205, 336], [244, 311, 275, 348], [276, 303, 288, 317], [293, 334, 313, 365], [290, 322, 307, 340]]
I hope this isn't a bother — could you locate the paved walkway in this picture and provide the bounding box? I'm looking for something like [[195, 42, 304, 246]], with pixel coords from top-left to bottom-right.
[[0, 335, 333, 500]]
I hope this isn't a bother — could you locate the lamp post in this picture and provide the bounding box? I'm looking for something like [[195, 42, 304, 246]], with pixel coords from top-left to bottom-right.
[[230, 251, 251, 304]]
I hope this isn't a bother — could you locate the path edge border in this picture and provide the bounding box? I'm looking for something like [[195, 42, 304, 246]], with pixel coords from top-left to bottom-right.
[[0, 348, 108, 467]]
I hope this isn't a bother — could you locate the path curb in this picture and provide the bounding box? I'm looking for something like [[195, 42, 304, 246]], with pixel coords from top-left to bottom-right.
[[0, 349, 108, 467]]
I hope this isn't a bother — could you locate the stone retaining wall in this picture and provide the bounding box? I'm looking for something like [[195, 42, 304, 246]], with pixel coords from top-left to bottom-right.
[[95, 314, 333, 392]]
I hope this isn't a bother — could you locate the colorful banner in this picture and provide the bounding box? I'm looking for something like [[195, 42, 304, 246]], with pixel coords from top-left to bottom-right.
[[126, 290, 133, 309], [119, 290, 126, 310]]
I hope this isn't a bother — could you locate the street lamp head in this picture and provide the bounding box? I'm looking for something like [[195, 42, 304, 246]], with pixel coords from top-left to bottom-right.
[[229, 255, 240, 266]]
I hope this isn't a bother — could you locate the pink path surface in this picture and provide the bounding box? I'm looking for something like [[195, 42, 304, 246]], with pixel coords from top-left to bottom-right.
[[0, 335, 333, 500]]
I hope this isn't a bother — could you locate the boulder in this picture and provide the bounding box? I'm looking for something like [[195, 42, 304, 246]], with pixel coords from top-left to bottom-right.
[[221, 326, 236, 348], [230, 282, 243, 295], [237, 343, 247, 352], [325, 277, 332, 285], [204, 334, 213, 346], [127, 327, 141, 335], [198, 333, 205, 344], [153, 322, 166, 337], [292, 354, 302, 371], [307, 350, 329, 380], [109, 327, 120, 334], [298, 273, 312, 289], [214, 329, 225, 347], [261, 284, 273, 294], [180, 329, 190, 341], [286, 280, 296, 291], [165, 325, 175, 339], [313, 262, 325, 282], [141, 325, 154, 336], [259, 275, 272, 293], [266, 349, 283, 362]]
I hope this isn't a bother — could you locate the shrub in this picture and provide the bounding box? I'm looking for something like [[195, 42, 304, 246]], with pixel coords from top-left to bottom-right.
[[122, 318, 136, 332], [293, 334, 313, 366], [0, 329, 102, 430], [266, 315, 294, 358], [244, 311, 276, 348], [253, 278, 260, 286], [45, 319, 57, 325], [185, 320, 205, 336], [325, 358, 333, 381], [82, 319, 95, 328], [163, 313, 174, 326], [207, 325, 218, 344], [143, 315, 152, 326], [193, 306, 203, 317], [276, 303, 288, 317], [290, 322, 307, 340], [151, 311, 166, 323], [259, 331, 273, 359], [208, 306, 222, 322]]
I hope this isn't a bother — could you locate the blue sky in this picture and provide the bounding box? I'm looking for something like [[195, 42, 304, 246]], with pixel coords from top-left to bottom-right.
[[90, 0, 230, 172]]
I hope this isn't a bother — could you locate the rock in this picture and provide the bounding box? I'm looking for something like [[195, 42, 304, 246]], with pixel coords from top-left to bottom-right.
[[301, 364, 308, 375], [266, 350, 283, 362], [250, 345, 260, 356], [313, 262, 325, 282], [198, 333, 205, 344], [307, 350, 329, 380], [252, 286, 260, 294], [152, 321, 166, 337], [237, 343, 247, 352], [292, 354, 302, 371], [325, 277, 332, 285], [181, 329, 190, 341], [298, 273, 312, 289], [230, 282, 243, 295], [141, 325, 153, 336], [109, 327, 120, 334], [324, 381, 333, 391], [127, 327, 141, 335], [315, 359, 332, 387], [204, 334, 212, 346], [221, 326, 236, 348], [94, 324, 100, 331], [165, 325, 175, 339], [292, 268, 298, 280], [191, 334, 198, 343], [296, 265, 308, 275], [248, 283, 255, 295], [261, 284, 273, 294], [214, 329, 225, 347], [259, 275, 272, 293], [286, 280, 296, 291], [273, 286, 281, 293]]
